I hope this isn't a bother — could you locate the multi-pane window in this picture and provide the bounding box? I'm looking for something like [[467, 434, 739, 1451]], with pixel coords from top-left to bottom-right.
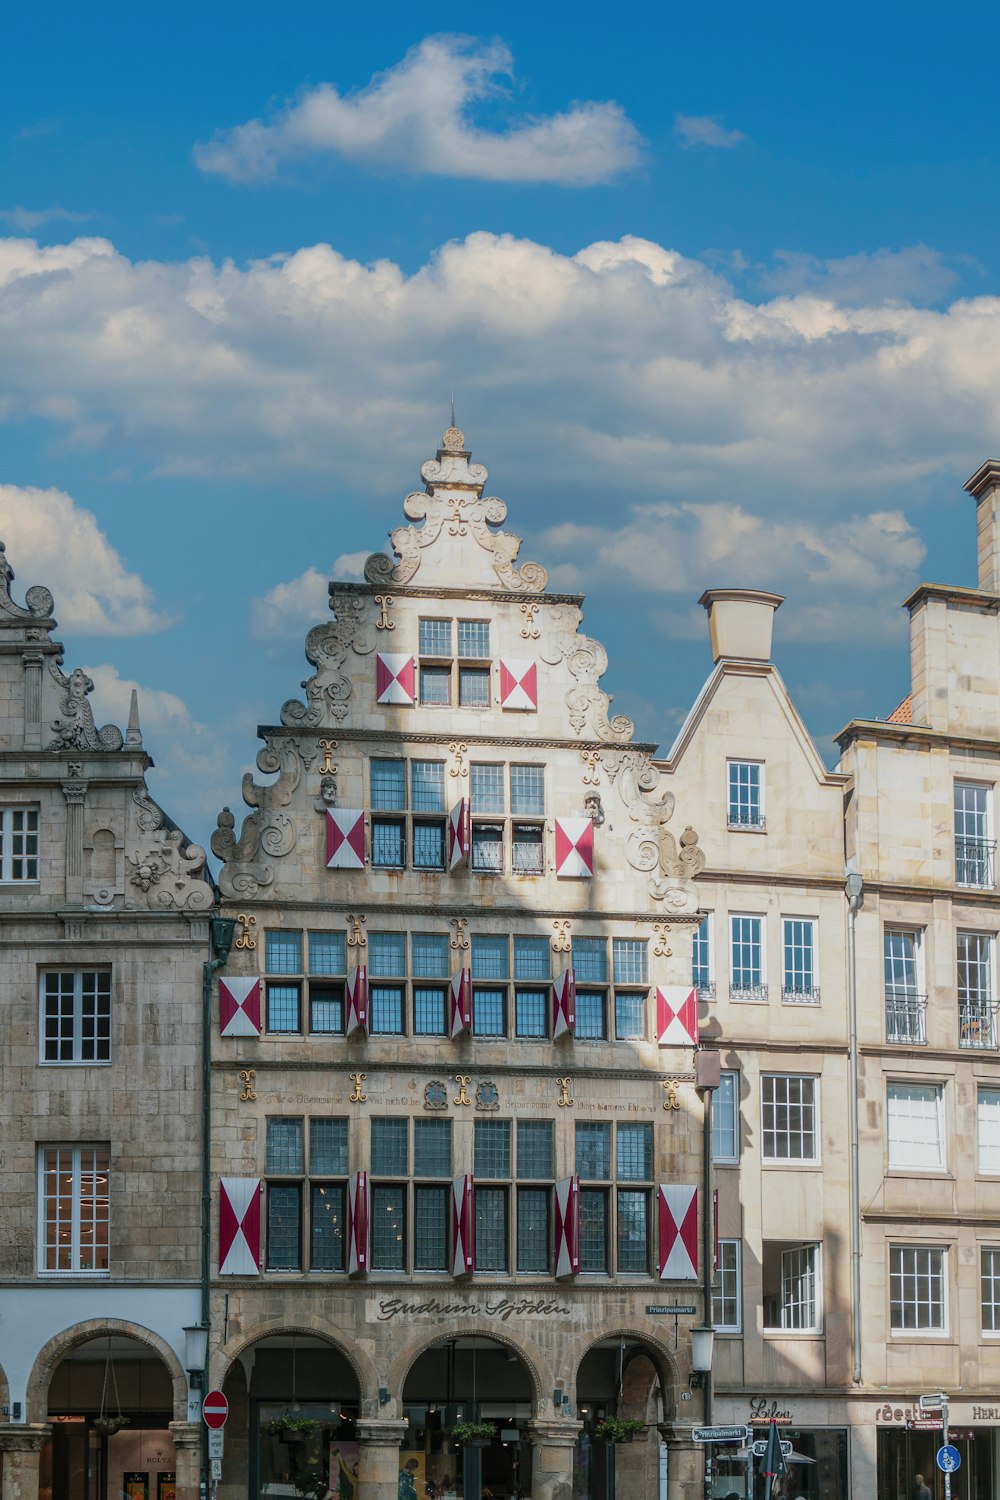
[[0, 805, 39, 881], [574, 938, 608, 1040], [265, 1117, 348, 1272], [890, 1245, 946, 1332], [762, 1242, 821, 1331], [979, 1088, 1000, 1174], [955, 781, 995, 887], [712, 1071, 740, 1163], [469, 1119, 554, 1274], [982, 1247, 1000, 1332], [761, 1075, 818, 1162], [470, 763, 545, 875], [38, 1145, 110, 1274], [957, 930, 996, 1049], [369, 933, 405, 1035], [886, 1082, 945, 1171], [572, 936, 649, 1041], [576, 1121, 653, 1274], [713, 1240, 742, 1332], [367, 1118, 453, 1273], [474, 1119, 510, 1272], [412, 932, 449, 1037], [467, 933, 553, 1039], [613, 939, 648, 1039], [884, 928, 926, 1044], [418, 617, 492, 706], [692, 914, 714, 997], [371, 1118, 407, 1272], [782, 919, 818, 1003], [727, 762, 765, 831], [370, 759, 447, 871], [265, 929, 348, 1035], [730, 915, 766, 1001], [40, 970, 111, 1063]]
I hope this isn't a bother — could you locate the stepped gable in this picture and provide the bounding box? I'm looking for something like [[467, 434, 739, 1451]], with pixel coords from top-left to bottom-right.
[[212, 428, 704, 910], [0, 537, 212, 910]]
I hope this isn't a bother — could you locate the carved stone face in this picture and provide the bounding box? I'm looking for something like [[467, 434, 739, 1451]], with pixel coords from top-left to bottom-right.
[[584, 792, 605, 825], [320, 775, 338, 805]]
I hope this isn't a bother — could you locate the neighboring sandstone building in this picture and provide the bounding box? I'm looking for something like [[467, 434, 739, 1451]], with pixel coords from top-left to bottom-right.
[[0, 542, 214, 1500], [207, 428, 713, 1500]]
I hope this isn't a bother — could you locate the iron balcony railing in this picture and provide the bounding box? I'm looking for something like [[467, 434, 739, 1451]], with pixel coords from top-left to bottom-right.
[[782, 984, 821, 1005], [693, 978, 716, 999], [955, 837, 996, 888], [885, 989, 927, 1044], [959, 999, 998, 1050], [728, 810, 767, 832], [731, 982, 768, 1003]]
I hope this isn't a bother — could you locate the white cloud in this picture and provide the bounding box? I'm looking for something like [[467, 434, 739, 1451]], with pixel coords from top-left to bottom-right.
[[195, 35, 643, 186], [0, 206, 93, 232], [0, 483, 172, 635], [756, 246, 961, 306], [249, 551, 369, 640], [674, 114, 745, 149]]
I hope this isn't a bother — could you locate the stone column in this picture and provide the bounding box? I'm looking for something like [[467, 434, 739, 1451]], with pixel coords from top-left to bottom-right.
[[61, 779, 87, 906], [21, 653, 43, 750], [662, 1428, 704, 1500], [527, 1418, 581, 1500], [0, 1427, 51, 1500], [169, 1421, 203, 1500], [355, 1418, 406, 1500]]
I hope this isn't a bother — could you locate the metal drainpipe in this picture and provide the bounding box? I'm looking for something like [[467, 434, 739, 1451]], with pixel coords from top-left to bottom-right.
[[201, 918, 236, 1497], [846, 875, 863, 1385], [702, 1085, 714, 1429]]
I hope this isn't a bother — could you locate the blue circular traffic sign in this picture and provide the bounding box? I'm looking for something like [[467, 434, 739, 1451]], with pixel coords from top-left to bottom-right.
[[936, 1444, 961, 1473]]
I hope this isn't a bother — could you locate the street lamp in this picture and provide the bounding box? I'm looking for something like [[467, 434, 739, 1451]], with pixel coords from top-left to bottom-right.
[[183, 1323, 209, 1391], [689, 1326, 715, 1390]]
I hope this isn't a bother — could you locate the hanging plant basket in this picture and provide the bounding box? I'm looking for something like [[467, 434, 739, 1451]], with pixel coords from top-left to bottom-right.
[[264, 1415, 322, 1442], [451, 1421, 496, 1447], [594, 1417, 646, 1445], [94, 1416, 130, 1435]]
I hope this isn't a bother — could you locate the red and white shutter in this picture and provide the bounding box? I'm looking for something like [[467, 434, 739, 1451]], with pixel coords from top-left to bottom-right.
[[219, 976, 262, 1037], [658, 1184, 698, 1280], [450, 969, 472, 1038], [451, 1174, 474, 1277], [376, 653, 416, 705], [555, 1176, 580, 1279], [219, 1177, 261, 1275], [348, 1171, 369, 1276], [345, 965, 369, 1036], [552, 969, 576, 1039], [448, 799, 470, 872], [656, 986, 699, 1047], [499, 659, 537, 712], [555, 817, 594, 878], [326, 809, 365, 869]]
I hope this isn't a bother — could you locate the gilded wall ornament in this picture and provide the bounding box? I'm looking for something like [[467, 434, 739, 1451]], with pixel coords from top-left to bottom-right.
[[235, 913, 257, 951], [661, 1079, 681, 1110], [551, 920, 571, 953], [347, 914, 367, 947], [373, 595, 395, 630], [454, 1075, 472, 1107], [519, 601, 540, 639], [239, 1069, 257, 1102], [318, 738, 339, 774], [652, 922, 672, 958], [450, 917, 470, 951], [448, 741, 469, 778], [349, 1072, 368, 1103], [556, 1077, 574, 1108], [581, 749, 601, 786]]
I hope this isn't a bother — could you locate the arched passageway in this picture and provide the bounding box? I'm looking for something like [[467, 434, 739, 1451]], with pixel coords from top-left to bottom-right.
[[576, 1337, 670, 1500]]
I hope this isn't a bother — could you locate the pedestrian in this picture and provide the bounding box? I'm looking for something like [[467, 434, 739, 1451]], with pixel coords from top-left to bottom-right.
[[914, 1474, 932, 1500]]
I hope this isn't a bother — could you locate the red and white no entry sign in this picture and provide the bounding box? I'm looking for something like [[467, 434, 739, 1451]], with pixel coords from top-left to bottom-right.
[[202, 1391, 229, 1428]]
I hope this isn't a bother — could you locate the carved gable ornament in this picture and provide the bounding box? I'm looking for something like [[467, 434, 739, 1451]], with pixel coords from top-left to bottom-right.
[[363, 427, 548, 593]]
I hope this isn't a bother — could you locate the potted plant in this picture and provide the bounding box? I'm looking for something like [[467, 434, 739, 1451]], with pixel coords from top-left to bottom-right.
[[263, 1413, 322, 1443], [451, 1420, 496, 1447], [93, 1415, 130, 1435], [594, 1416, 646, 1444]]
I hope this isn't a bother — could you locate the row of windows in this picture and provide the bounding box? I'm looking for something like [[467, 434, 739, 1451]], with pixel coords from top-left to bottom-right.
[[691, 913, 820, 1003], [263, 931, 652, 1041], [265, 1117, 656, 1275], [882, 926, 1000, 1047]]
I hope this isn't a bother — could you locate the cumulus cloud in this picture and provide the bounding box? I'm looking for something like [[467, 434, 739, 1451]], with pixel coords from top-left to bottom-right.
[[0, 483, 171, 634], [195, 35, 643, 186], [674, 114, 745, 149], [250, 551, 368, 640]]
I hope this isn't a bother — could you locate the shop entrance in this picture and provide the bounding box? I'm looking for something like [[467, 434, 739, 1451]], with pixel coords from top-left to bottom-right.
[[877, 1425, 994, 1500], [39, 1334, 177, 1500], [575, 1338, 667, 1500], [401, 1336, 534, 1499]]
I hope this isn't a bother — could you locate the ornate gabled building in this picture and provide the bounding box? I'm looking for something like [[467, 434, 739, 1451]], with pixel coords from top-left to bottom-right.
[[0, 543, 215, 1500], [206, 427, 714, 1500]]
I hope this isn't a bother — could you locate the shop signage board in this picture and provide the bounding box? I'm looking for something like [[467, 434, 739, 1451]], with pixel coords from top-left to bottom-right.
[[907, 1420, 943, 1431], [752, 1440, 792, 1458], [646, 1304, 697, 1315], [203, 1391, 229, 1429], [936, 1446, 961, 1474], [692, 1425, 751, 1443]]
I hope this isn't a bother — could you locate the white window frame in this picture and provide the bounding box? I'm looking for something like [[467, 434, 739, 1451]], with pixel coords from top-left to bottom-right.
[[982, 1246, 1000, 1335], [727, 760, 765, 831], [37, 1144, 110, 1276], [884, 927, 927, 1044], [760, 1074, 819, 1164], [954, 779, 995, 888], [979, 1088, 1000, 1175], [762, 1240, 822, 1333], [781, 917, 819, 1004], [889, 1244, 948, 1334], [0, 804, 40, 883], [712, 1070, 740, 1164], [39, 969, 113, 1065], [957, 929, 997, 1049], [886, 1081, 945, 1172], [730, 913, 766, 1002], [692, 912, 714, 998], [713, 1238, 742, 1332]]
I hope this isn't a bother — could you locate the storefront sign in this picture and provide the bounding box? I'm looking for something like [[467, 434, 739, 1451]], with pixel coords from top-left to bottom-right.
[[375, 1295, 571, 1324], [748, 1398, 793, 1425]]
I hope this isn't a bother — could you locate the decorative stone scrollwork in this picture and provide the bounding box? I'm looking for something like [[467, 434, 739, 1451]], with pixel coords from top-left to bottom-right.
[[603, 749, 704, 911], [48, 664, 124, 751], [280, 594, 373, 729], [0, 541, 54, 621], [211, 738, 301, 898], [125, 826, 213, 911], [541, 604, 633, 745]]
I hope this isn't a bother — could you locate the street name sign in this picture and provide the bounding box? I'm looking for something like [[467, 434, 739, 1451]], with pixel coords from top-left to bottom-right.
[[692, 1425, 750, 1443], [646, 1304, 697, 1315]]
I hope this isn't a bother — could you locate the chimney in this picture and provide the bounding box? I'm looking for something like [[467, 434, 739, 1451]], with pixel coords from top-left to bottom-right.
[[699, 588, 784, 663], [964, 460, 1000, 594]]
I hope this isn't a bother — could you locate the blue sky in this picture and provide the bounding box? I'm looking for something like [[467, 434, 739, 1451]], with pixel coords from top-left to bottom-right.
[[1, 1, 999, 846]]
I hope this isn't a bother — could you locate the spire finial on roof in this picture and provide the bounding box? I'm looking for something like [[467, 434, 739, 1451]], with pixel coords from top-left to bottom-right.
[[125, 688, 143, 748]]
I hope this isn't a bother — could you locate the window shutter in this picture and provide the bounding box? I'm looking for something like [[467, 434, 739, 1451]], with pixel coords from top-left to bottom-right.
[[376, 653, 415, 705], [656, 985, 699, 1047], [451, 1174, 474, 1277], [345, 965, 369, 1036], [499, 658, 537, 711], [448, 799, 470, 871], [554, 817, 594, 878], [219, 1177, 261, 1275], [348, 1171, 369, 1276], [658, 1184, 698, 1280], [449, 969, 472, 1038], [555, 1176, 580, 1278], [326, 810, 366, 869], [553, 969, 576, 1039], [219, 976, 262, 1038]]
